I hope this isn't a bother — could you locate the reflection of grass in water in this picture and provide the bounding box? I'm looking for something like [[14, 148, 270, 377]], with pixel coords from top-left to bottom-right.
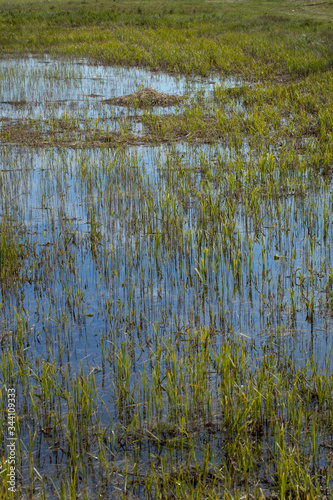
[[2, 320, 333, 498], [0, 219, 25, 284], [1, 0, 333, 497], [2, 69, 333, 165], [104, 87, 182, 107]]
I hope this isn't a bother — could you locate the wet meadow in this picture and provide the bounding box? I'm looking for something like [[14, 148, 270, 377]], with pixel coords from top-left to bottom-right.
[[1, 0, 333, 498]]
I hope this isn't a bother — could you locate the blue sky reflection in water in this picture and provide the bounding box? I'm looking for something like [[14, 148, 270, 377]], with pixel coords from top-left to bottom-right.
[[1, 57, 333, 492]]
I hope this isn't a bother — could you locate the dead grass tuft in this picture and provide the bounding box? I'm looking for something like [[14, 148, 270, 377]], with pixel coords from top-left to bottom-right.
[[103, 87, 182, 107]]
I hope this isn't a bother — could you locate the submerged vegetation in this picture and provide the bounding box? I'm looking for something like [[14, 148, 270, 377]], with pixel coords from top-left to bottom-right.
[[0, 0, 333, 499], [0, 0, 333, 79]]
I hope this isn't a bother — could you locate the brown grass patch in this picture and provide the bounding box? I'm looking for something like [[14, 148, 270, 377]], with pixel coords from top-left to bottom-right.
[[0, 118, 143, 148], [103, 87, 182, 107]]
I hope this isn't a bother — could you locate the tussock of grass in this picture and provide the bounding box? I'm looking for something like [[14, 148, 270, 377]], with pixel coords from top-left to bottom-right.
[[1, 0, 333, 498], [0, 118, 141, 148]]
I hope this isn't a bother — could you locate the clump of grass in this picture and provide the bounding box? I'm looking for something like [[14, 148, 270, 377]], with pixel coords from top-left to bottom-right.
[[0, 0, 333, 79], [0, 117, 141, 148], [0, 219, 25, 284], [104, 87, 182, 107]]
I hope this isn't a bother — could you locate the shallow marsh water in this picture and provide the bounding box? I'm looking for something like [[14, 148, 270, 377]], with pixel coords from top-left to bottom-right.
[[1, 56, 333, 498]]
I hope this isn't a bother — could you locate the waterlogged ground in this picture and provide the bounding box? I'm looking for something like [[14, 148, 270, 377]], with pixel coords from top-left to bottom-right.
[[1, 56, 333, 499], [0, 55, 234, 143]]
